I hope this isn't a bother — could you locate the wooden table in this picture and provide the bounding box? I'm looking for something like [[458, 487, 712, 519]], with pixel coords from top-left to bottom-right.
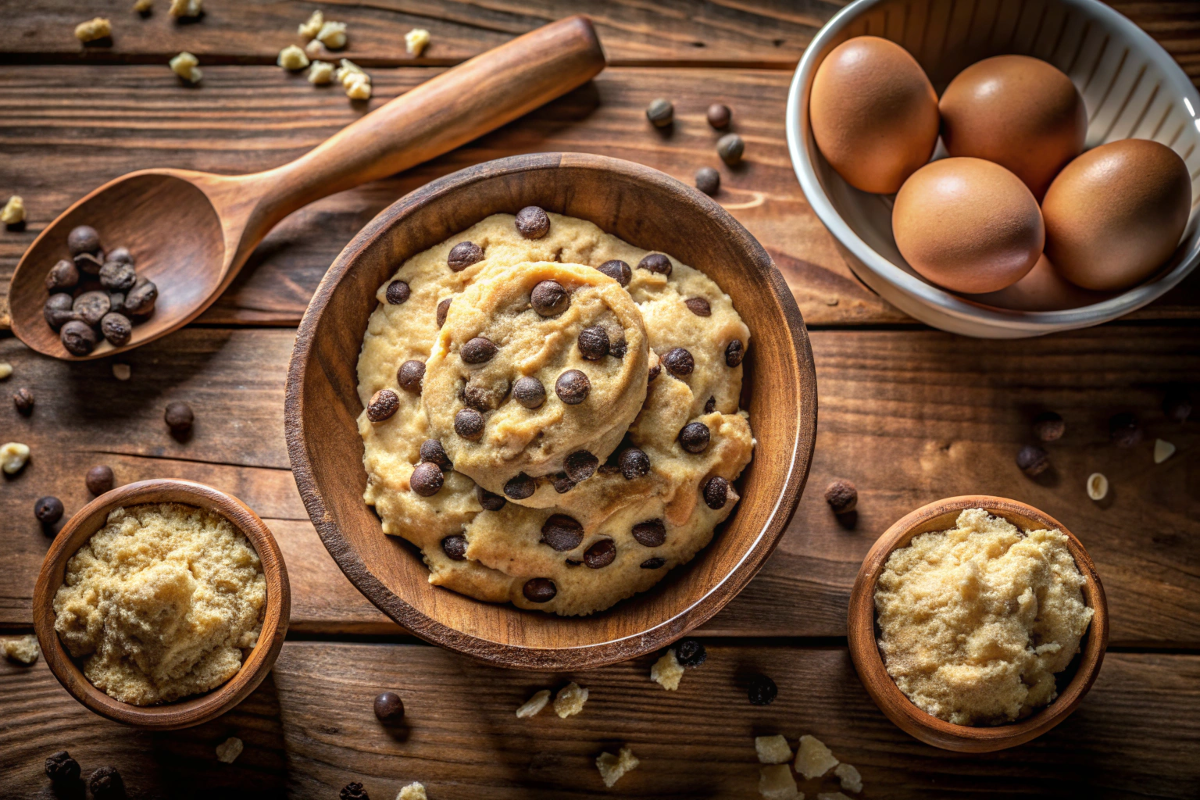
[[2, 2, 1198, 797]]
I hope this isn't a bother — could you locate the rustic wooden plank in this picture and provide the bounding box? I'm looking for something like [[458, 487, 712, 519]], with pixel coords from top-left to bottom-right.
[[3, 326, 1196, 644], [3, 65, 1199, 332], [0, 643, 1197, 798]]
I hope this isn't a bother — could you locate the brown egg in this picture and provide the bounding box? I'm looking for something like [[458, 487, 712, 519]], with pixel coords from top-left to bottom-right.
[[893, 158, 1044, 294], [1043, 139, 1191, 292], [810, 36, 939, 194], [967, 254, 1109, 311], [940, 55, 1086, 200]]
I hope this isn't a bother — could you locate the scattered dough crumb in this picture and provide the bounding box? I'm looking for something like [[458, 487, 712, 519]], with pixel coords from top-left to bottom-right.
[[396, 783, 427, 800], [834, 763, 862, 794], [305, 39, 324, 58], [1086, 472, 1108, 501], [337, 59, 372, 99], [308, 61, 334, 85], [755, 735, 792, 765], [74, 18, 112, 42], [112, 363, 132, 381], [795, 735, 838, 780], [759, 765, 801, 800], [1, 442, 31, 475], [298, 10, 323, 39], [516, 689, 551, 719], [170, 51, 202, 83], [215, 737, 243, 763], [133, 0, 153, 12], [1154, 438, 1176, 464], [168, 0, 202, 18], [650, 649, 684, 691], [553, 682, 588, 718], [345, 79, 372, 100], [405, 28, 430, 56], [595, 746, 638, 788], [0, 363, 11, 380], [1, 635, 40, 665], [2, 196, 25, 225], [278, 44, 310, 71], [817, 794, 852, 800], [317, 20, 347, 50]]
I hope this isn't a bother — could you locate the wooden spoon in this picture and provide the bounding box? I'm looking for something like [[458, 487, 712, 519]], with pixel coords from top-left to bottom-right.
[[8, 16, 605, 360]]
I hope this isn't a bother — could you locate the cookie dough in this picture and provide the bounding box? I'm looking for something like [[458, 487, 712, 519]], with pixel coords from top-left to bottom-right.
[[356, 210, 753, 615]]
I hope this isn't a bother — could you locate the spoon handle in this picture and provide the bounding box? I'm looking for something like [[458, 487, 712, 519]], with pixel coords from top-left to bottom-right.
[[252, 16, 605, 224]]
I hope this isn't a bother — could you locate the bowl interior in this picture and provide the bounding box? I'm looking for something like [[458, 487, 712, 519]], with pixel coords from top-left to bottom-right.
[[33, 480, 290, 729], [795, 0, 1200, 322], [848, 496, 1109, 752], [288, 153, 817, 669]]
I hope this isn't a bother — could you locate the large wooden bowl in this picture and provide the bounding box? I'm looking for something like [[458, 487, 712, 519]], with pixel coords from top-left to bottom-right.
[[848, 496, 1109, 752], [285, 153, 817, 670], [33, 480, 290, 730]]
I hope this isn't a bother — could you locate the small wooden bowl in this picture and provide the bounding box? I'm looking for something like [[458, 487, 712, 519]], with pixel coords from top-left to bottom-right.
[[33, 479, 290, 730], [286, 153, 818, 670], [847, 496, 1108, 753]]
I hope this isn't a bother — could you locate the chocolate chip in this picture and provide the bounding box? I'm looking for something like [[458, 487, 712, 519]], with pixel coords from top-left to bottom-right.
[[108, 291, 125, 311], [419, 439, 452, 469], [531, 280, 570, 316], [725, 339, 745, 367], [397, 359, 425, 393], [35, 496, 64, 525], [703, 476, 729, 509], [1164, 386, 1193, 423], [552, 472, 575, 493], [577, 326, 609, 360], [454, 407, 484, 440], [564, 450, 598, 482], [340, 782, 369, 800], [504, 472, 535, 499], [747, 673, 777, 705], [99, 260, 136, 292], [1032, 411, 1065, 442], [619, 448, 651, 479], [448, 241, 484, 271], [695, 167, 720, 196], [123, 280, 157, 317], [13, 387, 33, 416], [648, 362, 661, 382], [100, 312, 132, 346], [583, 539, 616, 569], [373, 691, 405, 722], [675, 638, 707, 668], [717, 132, 745, 165], [824, 478, 857, 514], [679, 421, 710, 453], [86, 465, 115, 495], [45, 259, 79, 292], [637, 253, 672, 277], [45, 751, 80, 783], [74, 252, 104, 275], [515, 206, 550, 239], [44, 293, 77, 330], [640, 557, 665, 569], [523, 577, 557, 603], [410, 462, 444, 496], [596, 259, 632, 287], [540, 514, 584, 551], [73, 291, 110, 326], [685, 297, 711, 317], [1016, 445, 1050, 477], [1109, 412, 1142, 448], [632, 518, 666, 548], [662, 347, 694, 377], [610, 337, 627, 359], [707, 103, 731, 129], [646, 98, 674, 127], [385, 280, 411, 304], [513, 376, 546, 409], [67, 225, 101, 256], [164, 400, 194, 435], [555, 369, 590, 404], [461, 336, 498, 365], [88, 766, 125, 800], [108, 246, 133, 265], [441, 535, 468, 561], [367, 389, 399, 422], [477, 484, 507, 511], [436, 297, 452, 328], [61, 320, 97, 356]]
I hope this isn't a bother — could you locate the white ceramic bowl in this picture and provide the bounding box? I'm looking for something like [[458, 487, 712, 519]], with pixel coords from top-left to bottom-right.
[[787, 0, 1200, 338]]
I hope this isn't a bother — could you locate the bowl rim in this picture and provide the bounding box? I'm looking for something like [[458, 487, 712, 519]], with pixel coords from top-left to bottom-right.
[[785, 0, 1200, 335], [285, 151, 819, 670], [846, 495, 1109, 752], [32, 479, 291, 730]]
